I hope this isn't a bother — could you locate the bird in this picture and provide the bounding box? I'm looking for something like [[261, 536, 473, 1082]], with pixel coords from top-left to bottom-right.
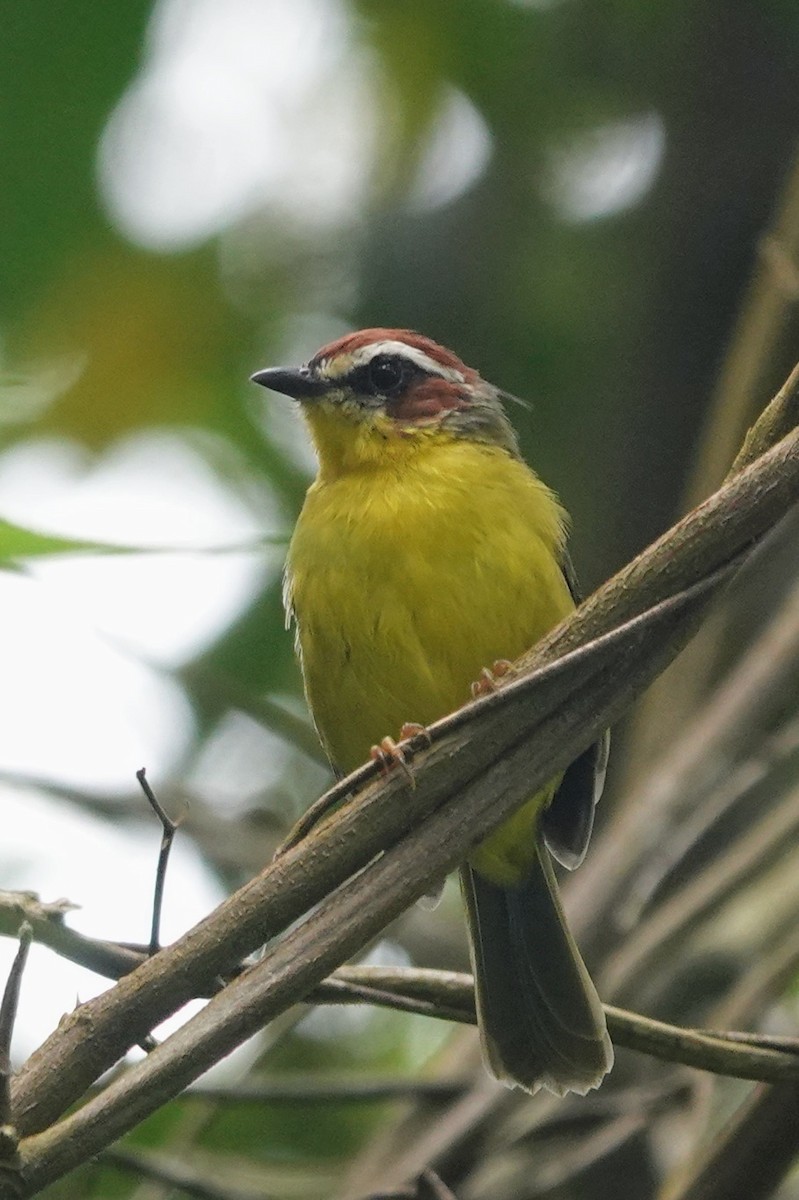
[[251, 328, 613, 1095]]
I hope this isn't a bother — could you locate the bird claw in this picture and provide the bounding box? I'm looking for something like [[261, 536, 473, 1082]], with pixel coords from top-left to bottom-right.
[[471, 659, 515, 698], [370, 722, 432, 787], [398, 722, 432, 748], [370, 736, 416, 786]]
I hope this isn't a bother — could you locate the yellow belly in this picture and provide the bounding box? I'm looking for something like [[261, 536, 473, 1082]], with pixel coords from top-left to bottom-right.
[[285, 437, 574, 883]]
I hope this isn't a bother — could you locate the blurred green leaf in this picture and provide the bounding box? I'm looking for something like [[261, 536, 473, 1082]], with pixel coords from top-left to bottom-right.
[[0, 516, 141, 562], [0, 515, 285, 564]]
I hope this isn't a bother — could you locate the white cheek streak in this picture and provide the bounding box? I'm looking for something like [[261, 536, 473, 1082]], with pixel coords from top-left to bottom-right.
[[330, 341, 466, 383]]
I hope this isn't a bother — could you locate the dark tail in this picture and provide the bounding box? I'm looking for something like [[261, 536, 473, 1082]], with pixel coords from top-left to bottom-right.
[[461, 848, 612, 1095]]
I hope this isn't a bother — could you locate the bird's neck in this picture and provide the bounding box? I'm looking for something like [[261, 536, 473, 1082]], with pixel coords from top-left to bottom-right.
[[303, 405, 455, 482]]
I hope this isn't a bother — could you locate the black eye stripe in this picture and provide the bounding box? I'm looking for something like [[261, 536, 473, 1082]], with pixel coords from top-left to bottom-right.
[[345, 353, 429, 398]]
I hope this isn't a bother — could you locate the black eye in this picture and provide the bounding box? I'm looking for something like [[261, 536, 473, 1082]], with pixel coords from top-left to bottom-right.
[[368, 354, 405, 395]]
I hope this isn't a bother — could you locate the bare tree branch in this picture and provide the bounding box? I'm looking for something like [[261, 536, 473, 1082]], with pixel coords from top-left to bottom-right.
[[0, 891, 144, 981], [178, 1077, 466, 1105]]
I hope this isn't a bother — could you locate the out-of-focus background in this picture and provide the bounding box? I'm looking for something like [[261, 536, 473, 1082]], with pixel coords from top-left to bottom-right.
[[3, 2, 799, 1197]]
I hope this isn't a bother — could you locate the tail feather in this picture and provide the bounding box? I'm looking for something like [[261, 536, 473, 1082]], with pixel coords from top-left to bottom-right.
[[461, 849, 612, 1095]]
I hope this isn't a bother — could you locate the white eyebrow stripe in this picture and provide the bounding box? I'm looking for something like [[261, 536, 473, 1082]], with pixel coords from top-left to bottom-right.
[[347, 340, 466, 383]]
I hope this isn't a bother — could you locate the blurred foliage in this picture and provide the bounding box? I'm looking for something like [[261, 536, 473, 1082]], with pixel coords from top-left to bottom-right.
[[2, 0, 799, 1197]]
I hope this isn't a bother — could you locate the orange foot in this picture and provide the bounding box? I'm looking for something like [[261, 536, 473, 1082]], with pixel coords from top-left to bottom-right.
[[370, 723, 432, 788], [398, 722, 433, 747], [370, 736, 415, 785], [470, 658, 515, 699]]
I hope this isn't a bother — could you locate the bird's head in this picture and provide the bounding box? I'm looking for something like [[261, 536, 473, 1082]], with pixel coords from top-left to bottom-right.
[[251, 328, 520, 477]]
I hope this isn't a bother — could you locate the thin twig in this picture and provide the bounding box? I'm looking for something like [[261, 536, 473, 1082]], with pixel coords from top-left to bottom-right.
[[0, 771, 285, 884], [0, 891, 147, 981], [136, 769, 180, 956], [182, 1076, 466, 1105], [0, 925, 32, 1199], [0, 925, 32, 1128], [311, 976, 474, 1026]]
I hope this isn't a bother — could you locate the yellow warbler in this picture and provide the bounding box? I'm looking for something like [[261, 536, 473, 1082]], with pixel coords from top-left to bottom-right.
[[252, 328, 612, 1094]]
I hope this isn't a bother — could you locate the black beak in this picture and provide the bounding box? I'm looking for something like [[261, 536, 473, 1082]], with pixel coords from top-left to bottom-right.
[[250, 366, 330, 400]]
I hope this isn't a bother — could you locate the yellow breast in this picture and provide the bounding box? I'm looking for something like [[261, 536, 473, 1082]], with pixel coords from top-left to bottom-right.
[[285, 433, 574, 784]]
